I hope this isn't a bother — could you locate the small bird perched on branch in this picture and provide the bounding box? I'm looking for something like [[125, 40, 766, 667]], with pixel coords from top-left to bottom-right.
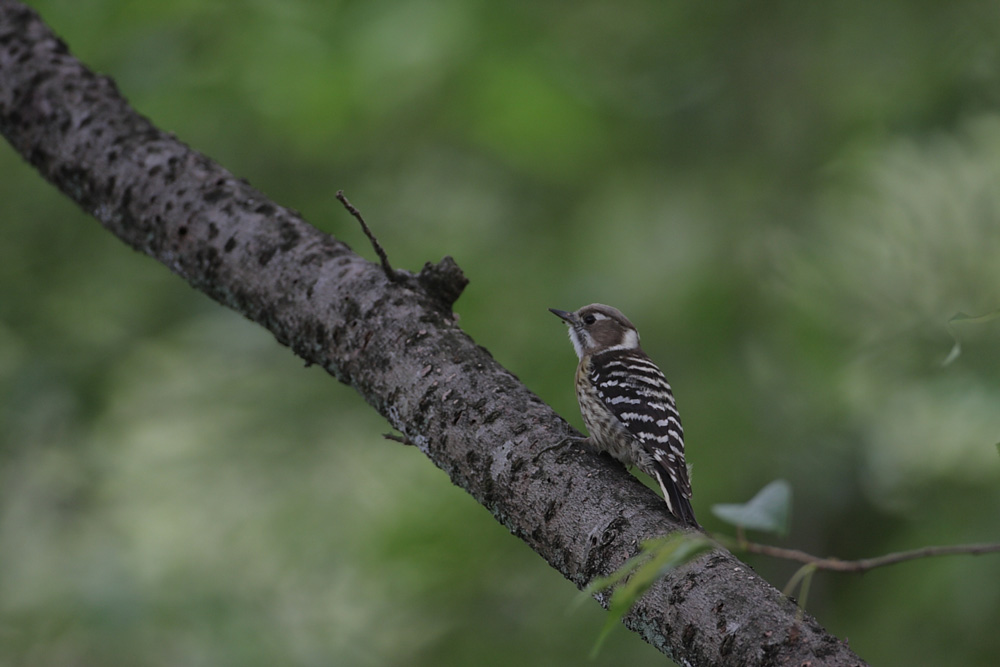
[[550, 304, 698, 527]]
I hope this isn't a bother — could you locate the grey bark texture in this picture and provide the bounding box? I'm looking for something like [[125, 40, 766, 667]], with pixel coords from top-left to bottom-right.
[[0, 2, 867, 665]]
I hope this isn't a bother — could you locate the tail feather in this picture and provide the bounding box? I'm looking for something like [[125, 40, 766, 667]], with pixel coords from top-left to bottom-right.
[[654, 470, 700, 528]]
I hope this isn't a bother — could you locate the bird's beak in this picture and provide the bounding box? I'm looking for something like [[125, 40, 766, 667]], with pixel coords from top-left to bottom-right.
[[549, 308, 577, 325]]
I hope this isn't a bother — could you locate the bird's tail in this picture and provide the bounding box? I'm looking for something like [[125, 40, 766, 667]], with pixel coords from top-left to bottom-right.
[[654, 470, 700, 529]]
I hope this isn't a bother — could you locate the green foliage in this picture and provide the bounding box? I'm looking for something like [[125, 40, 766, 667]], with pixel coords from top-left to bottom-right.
[[580, 533, 715, 657], [712, 480, 793, 536], [782, 563, 819, 619]]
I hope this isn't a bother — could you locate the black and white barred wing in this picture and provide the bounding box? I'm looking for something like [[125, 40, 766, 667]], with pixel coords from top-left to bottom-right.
[[588, 349, 695, 520]]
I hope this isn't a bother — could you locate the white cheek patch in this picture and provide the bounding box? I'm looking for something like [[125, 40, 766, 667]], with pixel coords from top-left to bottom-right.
[[622, 329, 639, 349], [569, 328, 588, 360], [602, 328, 640, 353]]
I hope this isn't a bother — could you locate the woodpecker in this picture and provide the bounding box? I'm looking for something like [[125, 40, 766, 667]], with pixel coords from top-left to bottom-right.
[[550, 304, 698, 527]]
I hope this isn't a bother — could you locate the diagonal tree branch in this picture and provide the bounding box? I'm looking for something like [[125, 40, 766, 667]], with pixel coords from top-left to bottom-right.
[[0, 2, 866, 664]]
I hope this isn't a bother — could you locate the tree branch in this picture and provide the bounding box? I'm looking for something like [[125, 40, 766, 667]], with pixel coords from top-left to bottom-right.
[[0, 2, 866, 664], [736, 538, 1000, 573]]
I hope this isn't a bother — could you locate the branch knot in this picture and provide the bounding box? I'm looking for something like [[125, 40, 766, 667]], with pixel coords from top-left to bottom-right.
[[418, 255, 468, 312]]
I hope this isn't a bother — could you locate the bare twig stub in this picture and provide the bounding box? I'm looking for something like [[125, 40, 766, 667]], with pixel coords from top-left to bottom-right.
[[383, 432, 417, 446], [332, 191, 468, 312], [336, 190, 401, 283]]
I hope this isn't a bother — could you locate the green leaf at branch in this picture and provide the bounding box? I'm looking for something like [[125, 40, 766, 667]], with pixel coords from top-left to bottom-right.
[[711, 479, 792, 536], [580, 533, 715, 657]]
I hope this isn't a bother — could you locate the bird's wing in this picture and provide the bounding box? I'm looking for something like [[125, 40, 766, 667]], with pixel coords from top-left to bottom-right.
[[588, 349, 697, 525]]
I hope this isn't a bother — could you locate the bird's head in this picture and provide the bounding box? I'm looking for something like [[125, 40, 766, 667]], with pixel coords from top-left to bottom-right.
[[549, 303, 640, 360]]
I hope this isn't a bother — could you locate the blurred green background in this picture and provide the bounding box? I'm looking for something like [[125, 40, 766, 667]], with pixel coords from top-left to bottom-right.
[[2, 1, 1000, 665]]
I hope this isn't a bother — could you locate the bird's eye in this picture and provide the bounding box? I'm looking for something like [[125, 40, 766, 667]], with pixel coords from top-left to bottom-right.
[[583, 314, 597, 325]]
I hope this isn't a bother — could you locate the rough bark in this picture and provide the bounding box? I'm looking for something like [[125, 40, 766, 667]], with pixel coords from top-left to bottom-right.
[[0, 2, 867, 665]]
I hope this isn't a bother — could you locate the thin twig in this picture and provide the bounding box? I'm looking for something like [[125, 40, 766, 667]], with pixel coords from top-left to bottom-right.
[[336, 190, 401, 283], [733, 538, 1000, 573], [383, 432, 416, 446]]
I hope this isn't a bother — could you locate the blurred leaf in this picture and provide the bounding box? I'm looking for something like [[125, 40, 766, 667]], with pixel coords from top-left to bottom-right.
[[712, 480, 792, 536], [782, 563, 818, 619], [581, 533, 714, 657], [942, 309, 1000, 366]]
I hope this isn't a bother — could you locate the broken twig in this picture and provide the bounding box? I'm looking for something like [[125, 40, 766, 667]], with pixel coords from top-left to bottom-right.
[[336, 190, 401, 283], [383, 432, 417, 446]]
